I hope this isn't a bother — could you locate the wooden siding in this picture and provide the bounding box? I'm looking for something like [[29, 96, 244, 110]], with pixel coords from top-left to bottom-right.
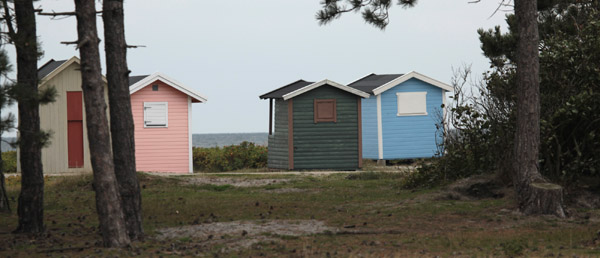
[[292, 86, 359, 170], [29, 61, 109, 173], [131, 79, 190, 173], [360, 96, 379, 159], [380, 78, 443, 159], [267, 99, 289, 169]]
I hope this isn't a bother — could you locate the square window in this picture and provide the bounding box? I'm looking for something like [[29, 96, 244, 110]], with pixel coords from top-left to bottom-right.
[[152, 84, 159, 91], [396, 92, 427, 116], [314, 99, 336, 123], [144, 102, 168, 127]]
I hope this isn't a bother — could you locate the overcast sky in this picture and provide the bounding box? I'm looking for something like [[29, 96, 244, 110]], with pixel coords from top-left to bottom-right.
[[5, 0, 509, 135]]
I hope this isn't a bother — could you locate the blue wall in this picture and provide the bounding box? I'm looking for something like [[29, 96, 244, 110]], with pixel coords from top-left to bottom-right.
[[361, 96, 378, 159], [361, 78, 444, 160]]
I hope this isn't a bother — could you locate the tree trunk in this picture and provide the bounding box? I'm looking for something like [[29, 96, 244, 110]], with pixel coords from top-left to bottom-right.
[[74, 0, 130, 247], [513, 0, 565, 217], [13, 0, 44, 233], [0, 150, 10, 212], [102, 0, 143, 240]]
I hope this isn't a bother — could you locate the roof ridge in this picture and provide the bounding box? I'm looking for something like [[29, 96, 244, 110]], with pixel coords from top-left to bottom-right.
[[259, 79, 309, 99]]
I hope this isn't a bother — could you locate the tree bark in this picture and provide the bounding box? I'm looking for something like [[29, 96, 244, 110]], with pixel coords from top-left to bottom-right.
[[13, 0, 44, 233], [74, 0, 130, 247], [102, 0, 143, 240], [0, 150, 10, 212], [513, 0, 565, 217]]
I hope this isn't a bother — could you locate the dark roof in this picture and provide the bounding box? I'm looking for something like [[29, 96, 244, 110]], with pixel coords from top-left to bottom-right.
[[259, 79, 314, 99], [38, 59, 67, 80], [348, 73, 403, 94], [128, 75, 149, 86]]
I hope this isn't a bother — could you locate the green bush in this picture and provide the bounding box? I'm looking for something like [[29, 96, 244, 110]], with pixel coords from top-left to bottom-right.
[[193, 141, 267, 172], [2, 151, 16, 173]]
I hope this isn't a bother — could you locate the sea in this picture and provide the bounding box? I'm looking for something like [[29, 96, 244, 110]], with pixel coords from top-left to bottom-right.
[[1, 133, 268, 151]]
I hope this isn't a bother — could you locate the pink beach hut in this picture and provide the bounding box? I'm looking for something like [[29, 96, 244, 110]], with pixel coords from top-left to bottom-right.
[[129, 72, 207, 173], [17, 57, 206, 174]]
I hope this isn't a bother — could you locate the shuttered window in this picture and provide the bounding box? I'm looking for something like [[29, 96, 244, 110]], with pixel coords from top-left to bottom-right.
[[314, 99, 337, 123], [144, 102, 168, 127], [396, 92, 427, 116]]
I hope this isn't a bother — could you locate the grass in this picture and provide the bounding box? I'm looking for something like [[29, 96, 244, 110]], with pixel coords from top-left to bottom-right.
[[0, 172, 599, 257]]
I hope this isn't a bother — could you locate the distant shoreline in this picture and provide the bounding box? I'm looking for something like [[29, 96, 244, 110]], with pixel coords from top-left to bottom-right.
[[2, 132, 269, 151]]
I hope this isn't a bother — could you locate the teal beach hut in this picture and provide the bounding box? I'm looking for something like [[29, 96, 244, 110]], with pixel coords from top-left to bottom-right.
[[260, 79, 370, 170]]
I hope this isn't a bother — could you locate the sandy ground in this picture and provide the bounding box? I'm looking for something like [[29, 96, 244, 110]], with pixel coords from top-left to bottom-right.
[[155, 220, 336, 252], [184, 177, 292, 187]]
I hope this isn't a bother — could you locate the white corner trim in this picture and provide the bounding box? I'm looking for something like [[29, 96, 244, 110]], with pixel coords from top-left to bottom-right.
[[129, 72, 208, 103], [376, 95, 383, 160], [282, 79, 370, 100], [372, 71, 453, 96], [188, 96, 193, 174]]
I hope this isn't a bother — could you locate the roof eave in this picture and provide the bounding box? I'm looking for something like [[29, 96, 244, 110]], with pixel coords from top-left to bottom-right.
[[129, 72, 208, 103], [282, 79, 370, 100], [372, 71, 453, 95]]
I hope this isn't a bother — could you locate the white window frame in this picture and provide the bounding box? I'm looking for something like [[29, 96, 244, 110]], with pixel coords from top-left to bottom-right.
[[396, 92, 428, 116], [143, 102, 169, 128]]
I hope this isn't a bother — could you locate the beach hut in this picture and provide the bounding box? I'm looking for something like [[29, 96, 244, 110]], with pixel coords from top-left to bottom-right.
[[348, 71, 453, 163], [260, 79, 370, 170], [17, 56, 207, 174]]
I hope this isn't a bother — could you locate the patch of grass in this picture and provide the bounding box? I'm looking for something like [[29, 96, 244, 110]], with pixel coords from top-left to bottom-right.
[[1, 172, 598, 257], [196, 184, 234, 191]]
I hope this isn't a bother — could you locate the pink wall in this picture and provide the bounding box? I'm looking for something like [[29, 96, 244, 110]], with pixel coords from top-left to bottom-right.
[[131, 79, 190, 173]]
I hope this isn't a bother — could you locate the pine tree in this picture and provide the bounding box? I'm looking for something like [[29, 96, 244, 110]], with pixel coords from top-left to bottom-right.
[[103, 0, 143, 240], [316, 0, 565, 216], [1, 0, 46, 233], [0, 48, 14, 213], [73, 0, 130, 247]]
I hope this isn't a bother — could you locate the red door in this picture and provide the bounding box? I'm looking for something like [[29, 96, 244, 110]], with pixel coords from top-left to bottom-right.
[[67, 92, 84, 168]]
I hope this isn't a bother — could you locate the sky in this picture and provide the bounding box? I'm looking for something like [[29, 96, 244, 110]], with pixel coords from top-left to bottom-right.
[[4, 0, 509, 136]]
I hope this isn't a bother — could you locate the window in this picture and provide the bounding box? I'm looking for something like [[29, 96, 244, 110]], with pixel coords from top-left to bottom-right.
[[314, 99, 336, 123], [144, 102, 168, 127], [396, 92, 427, 116]]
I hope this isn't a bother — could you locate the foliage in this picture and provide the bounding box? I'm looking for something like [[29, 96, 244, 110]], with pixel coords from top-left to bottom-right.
[[411, 0, 600, 188], [316, 0, 417, 29], [2, 151, 16, 173], [402, 65, 515, 189], [193, 141, 267, 172]]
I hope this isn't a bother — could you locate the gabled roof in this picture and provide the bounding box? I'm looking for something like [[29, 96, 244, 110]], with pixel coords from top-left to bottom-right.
[[128, 75, 148, 86], [38, 59, 67, 80], [259, 80, 313, 99], [260, 79, 370, 100], [348, 71, 453, 95], [347, 73, 403, 94], [37, 56, 102, 85], [129, 72, 207, 103]]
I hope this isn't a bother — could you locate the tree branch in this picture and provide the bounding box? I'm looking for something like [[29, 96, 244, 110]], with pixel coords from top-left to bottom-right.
[[126, 45, 146, 49], [1, 0, 17, 40], [37, 10, 76, 16]]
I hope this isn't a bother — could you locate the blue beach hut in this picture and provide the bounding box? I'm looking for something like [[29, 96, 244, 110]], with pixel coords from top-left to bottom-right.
[[348, 71, 453, 163]]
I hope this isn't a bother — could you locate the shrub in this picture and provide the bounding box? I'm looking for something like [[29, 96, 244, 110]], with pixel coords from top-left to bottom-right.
[[193, 141, 267, 172], [2, 151, 16, 173]]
